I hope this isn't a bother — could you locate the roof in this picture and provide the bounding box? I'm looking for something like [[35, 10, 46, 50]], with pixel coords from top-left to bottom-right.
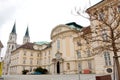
[[44, 42, 52, 49], [66, 22, 83, 30], [24, 27, 29, 37], [86, 0, 110, 13], [82, 26, 91, 35], [11, 22, 16, 34], [34, 41, 50, 45], [17, 42, 34, 50], [80, 26, 91, 38]]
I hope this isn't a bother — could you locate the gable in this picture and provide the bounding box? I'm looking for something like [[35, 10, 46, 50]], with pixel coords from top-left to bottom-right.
[[51, 24, 72, 39]]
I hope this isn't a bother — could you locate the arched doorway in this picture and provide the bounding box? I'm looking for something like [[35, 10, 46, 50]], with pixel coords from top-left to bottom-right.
[[57, 61, 60, 74]]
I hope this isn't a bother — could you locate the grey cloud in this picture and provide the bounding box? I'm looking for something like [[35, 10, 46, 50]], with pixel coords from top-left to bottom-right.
[[0, 0, 23, 28]]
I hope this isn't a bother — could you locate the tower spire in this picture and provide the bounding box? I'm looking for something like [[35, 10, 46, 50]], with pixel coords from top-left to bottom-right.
[[11, 22, 16, 34], [24, 27, 29, 37], [23, 26, 30, 44]]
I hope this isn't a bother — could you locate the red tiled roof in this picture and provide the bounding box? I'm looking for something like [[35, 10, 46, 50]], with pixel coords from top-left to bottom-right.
[[17, 42, 34, 50], [82, 26, 91, 35]]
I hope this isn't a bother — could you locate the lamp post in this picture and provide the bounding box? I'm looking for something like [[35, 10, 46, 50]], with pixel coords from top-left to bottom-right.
[[77, 51, 81, 80]]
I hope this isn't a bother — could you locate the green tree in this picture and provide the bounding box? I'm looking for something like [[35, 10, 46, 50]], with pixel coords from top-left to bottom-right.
[[22, 69, 29, 75], [34, 66, 48, 74], [73, 0, 120, 79]]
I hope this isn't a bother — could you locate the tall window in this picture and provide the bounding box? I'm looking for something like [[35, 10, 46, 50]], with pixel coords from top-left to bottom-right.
[[77, 41, 81, 46], [37, 59, 39, 64], [104, 51, 111, 66], [30, 59, 33, 65], [88, 61, 92, 69], [117, 5, 120, 12], [10, 36, 12, 40], [24, 51, 26, 56], [102, 29, 108, 41], [23, 58, 26, 64], [98, 12, 104, 20], [30, 67, 32, 72], [57, 40, 60, 50], [87, 49, 91, 57], [23, 66, 25, 70], [12, 45, 14, 50], [49, 50, 50, 55], [31, 53, 33, 56], [37, 53, 39, 57], [76, 50, 81, 58], [78, 62, 82, 73], [49, 57, 50, 63], [45, 52, 46, 56]]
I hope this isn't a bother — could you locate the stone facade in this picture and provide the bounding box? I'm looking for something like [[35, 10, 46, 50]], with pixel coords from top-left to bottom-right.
[[3, 0, 120, 75]]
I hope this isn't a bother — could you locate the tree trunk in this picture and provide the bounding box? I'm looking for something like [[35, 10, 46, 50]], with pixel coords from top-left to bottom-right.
[[114, 52, 120, 80]]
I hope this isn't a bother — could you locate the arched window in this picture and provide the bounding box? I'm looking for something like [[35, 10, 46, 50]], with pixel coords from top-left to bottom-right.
[[104, 51, 111, 66], [12, 45, 14, 50]]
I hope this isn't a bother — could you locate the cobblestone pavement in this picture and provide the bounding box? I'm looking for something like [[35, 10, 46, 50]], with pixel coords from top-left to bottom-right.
[[2, 74, 111, 80]]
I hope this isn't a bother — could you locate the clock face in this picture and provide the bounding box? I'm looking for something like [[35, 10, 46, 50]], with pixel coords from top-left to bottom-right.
[[55, 53, 61, 59]]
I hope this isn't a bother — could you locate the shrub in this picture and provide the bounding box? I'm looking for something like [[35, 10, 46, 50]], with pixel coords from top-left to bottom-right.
[[22, 69, 29, 75], [34, 67, 48, 74]]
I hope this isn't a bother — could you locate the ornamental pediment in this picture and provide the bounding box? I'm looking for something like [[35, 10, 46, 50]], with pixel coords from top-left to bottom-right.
[[51, 24, 72, 39]]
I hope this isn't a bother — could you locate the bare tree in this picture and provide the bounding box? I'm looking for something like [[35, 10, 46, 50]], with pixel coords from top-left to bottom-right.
[[73, 0, 120, 80]]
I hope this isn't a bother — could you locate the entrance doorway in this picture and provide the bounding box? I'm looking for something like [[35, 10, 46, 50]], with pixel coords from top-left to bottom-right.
[[57, 61, 60, 74]]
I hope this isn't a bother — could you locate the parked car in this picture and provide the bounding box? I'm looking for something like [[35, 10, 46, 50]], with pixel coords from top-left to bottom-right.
[[31, 72, 42, 75]]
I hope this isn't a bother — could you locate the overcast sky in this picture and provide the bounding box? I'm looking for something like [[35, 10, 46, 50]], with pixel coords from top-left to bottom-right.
[[0, 0, 101, 56]]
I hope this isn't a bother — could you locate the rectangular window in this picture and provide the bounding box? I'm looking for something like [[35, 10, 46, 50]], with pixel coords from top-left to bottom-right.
[[102, 29, 108, 41], [37, 53, 39, 57], [76, 50, 81, 58], [88, 61, 92, 69], [49, 50, 50, 55], [31, 53, 33, 56], [87, 49, 91, 57], [23, 59, 26, 64], [78, 62, 82, 73], [30, 59, 33, 64], [118, 6, 120, 12], [45, 52, 46, 56], [24, 51, 26, 56], [104, 51, 111, 66], [30, 67, 32, 72], [98, 12, 104, 20], [23, 66, 25, 70], [57, 40, 60, 50], [49, 57, 50, 63], [37, 59, 39, 64], [77, 42, 81, 46]]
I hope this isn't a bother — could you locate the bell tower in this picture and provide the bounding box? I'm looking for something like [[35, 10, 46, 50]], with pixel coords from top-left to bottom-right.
[[4, 22, 17, 75], [7, 22, 17, 52], [23, 27, 30, 44]]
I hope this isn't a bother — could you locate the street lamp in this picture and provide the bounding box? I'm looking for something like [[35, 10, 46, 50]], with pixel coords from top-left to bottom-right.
[[77, 50, 81, 80]]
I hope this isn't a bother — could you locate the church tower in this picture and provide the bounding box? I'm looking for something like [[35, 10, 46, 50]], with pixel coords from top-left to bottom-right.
[[7, 22, 17, 53], [4, 22, 17, 74], [23, 27, 30, 44]]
